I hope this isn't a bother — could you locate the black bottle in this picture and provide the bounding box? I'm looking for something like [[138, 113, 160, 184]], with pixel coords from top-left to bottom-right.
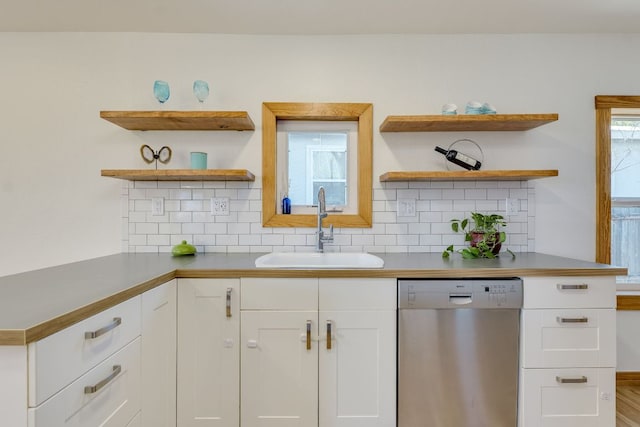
[[434, 146, 482, 170]]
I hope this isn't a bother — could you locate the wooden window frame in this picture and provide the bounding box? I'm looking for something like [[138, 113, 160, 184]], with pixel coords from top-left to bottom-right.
[[262, 102, 373, 228], [595, 95, 640, 263]]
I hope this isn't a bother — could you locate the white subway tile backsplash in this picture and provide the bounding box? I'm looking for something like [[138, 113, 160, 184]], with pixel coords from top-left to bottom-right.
[[181, 200, 203, 212], [148, 234, 170, 246], [169, 211, 192, 223], [260, 234, 284, 246], [182, 223, 205, 234], [442, 189, 465, 200], [169, 189, 192, 200], [135, 223, 158, 234], [122, 180, 535, 254], [205, 223, 228, 234], [239, 234, 262, 246]]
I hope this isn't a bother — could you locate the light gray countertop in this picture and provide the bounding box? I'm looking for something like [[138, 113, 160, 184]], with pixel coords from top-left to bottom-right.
[[0, 252, 625, 345]]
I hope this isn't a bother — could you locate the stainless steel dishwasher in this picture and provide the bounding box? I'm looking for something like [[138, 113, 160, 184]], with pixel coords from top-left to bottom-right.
[[398, 278, 523, 427]]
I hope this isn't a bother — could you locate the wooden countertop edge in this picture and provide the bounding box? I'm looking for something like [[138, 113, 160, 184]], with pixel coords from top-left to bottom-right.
[[176, 267, 628, 278], [617, 295, 640, 310], [1, 266, 626, 345], [20, 271, 176, 345]]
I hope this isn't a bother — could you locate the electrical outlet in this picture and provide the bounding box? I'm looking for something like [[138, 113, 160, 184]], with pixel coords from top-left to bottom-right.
[[211, 197, 230, 216], [505, 198, 519, 216], [397, 199, 416, 217], [151, 197, 164, 216]]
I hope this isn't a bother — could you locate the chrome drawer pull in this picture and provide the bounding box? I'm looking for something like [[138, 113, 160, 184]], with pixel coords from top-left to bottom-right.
[[557, 284, 589, 290], [85, 317, 122, 339], [226, 288, 232, 318], [84, 365, 121, 394], [556, 375, 588, 384], [556, 316, 589, 324]]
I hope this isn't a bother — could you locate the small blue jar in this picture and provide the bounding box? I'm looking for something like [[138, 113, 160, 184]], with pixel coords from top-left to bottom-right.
[[282, 196, 291, 214]]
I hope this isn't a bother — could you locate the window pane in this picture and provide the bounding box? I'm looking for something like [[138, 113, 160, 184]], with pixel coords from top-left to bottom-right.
[[611, 119, 640, 198], [312, 151, 346, 180], [612, 206, 640, 281], [313, 182, 346, 206], [611, 117, 640, 284], [287, 131, 348, 206]]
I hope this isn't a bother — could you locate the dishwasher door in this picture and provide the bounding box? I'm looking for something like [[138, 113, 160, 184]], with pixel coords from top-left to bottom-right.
[[397, 279, 521, 427]]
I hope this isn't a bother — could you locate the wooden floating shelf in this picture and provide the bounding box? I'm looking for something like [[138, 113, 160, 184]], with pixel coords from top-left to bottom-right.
[[379, 170, 559, 182], [101, 169, 256, 181], [100, 111, 255, 131], [379, 114, 558, 132]]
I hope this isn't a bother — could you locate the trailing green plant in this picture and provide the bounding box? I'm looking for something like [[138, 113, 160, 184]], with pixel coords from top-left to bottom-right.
[[442, 212, 515, 259]]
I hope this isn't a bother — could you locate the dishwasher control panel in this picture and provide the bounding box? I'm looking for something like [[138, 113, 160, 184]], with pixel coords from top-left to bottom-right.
[[398, 278, 523, 309]]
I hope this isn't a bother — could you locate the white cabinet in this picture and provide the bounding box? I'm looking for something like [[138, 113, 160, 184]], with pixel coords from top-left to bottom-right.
[[141, 280, 177, 427], [520, 367, 616, 427], [518, 276, 616, 427], [240, 278, 396, 427], [26, 296, 143, 427], [28, 296, 142, 407], [28, 338, 142, 427], [241, 278, 318, 427], [177, 278, 240, 427], [7, 282, 177, 427]]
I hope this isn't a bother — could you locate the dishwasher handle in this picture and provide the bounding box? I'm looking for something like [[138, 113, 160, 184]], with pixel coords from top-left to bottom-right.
[[449, 294, 472, 305]]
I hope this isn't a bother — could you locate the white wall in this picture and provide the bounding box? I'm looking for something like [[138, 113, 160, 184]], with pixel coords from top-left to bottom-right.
[[1, 32, 640, 276]]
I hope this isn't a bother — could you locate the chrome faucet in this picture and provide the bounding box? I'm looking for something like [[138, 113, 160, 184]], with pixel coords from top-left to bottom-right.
[[316, 187, 334, 252]]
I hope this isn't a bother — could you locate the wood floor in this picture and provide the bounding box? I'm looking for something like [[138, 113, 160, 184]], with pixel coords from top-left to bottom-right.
[[618, 384, 640, 426]]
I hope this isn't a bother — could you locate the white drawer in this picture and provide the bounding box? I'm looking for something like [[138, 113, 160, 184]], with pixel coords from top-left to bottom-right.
[[523, 277, 615, 309], [28, 296, 141, 406], [319, 278, 396, 310], [521, 309, 616, 368], [241, 278, 317, 310], [518, 367, 615, 427], [28, 337, 141, 427]]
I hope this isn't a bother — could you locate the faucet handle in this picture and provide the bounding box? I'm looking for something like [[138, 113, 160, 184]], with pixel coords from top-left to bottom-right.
[[327, 224, 334, 241]]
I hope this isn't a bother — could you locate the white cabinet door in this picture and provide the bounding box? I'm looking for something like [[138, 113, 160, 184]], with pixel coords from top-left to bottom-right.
[[141, 280, 177, 427], [318, 278, 396, 427], [241, 310, 318, 427], [518, 367, 615, 427], [177, 279, 240, 427], [318, 310, 396, 427]]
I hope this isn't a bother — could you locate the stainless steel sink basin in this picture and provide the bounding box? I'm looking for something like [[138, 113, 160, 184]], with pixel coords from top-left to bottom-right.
[[254, 252, 384, 269]]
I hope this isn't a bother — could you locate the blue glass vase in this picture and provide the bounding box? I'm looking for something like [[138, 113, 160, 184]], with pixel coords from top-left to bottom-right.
[[193, 80, 209, 103], [153, 80, 170, 104]]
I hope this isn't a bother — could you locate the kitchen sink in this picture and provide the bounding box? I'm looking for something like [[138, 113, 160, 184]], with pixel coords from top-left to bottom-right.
[[254, 252, 384, 269]]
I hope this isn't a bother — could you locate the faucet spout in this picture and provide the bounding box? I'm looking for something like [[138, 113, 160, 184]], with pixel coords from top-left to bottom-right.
[[316, 187, 333, 252]]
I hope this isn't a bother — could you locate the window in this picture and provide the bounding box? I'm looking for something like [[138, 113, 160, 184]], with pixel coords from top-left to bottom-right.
[[276, 120, 357, 214], [611, 116, 640, 283], [262, 102, 373, 228]]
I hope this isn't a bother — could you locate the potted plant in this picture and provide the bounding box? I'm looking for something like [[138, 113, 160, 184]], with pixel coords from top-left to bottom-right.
[[442, 212, 515, 259]]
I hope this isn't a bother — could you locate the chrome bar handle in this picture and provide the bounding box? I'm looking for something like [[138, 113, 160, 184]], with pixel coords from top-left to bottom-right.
[[84, 365, 122, 394], [556, 375, 588, 384], [326, 320, 332, 350], [226, 288, 232, 318], [557, 284, 589, 290], [557, 316, 589, 323], [306, 320, 312, 350], [85, 317, 121, 339]]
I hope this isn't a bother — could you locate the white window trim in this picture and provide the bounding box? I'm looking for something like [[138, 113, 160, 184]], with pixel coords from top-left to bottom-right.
[[305, 144, 347, 206]]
